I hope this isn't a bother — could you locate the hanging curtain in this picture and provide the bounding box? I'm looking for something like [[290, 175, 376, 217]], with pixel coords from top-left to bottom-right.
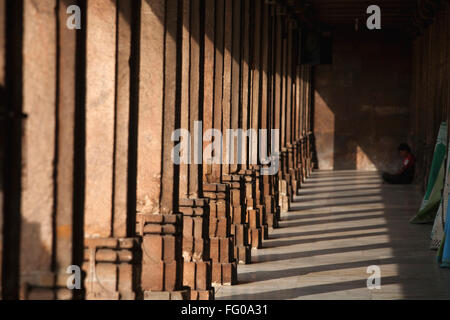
[[430, 139, 450, 249], [438, 193, 450, 268], [410, 122, 447, 224]]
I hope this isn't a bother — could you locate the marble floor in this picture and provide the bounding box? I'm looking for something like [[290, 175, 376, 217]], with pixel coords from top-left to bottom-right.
[[215, 170, 450, 300]]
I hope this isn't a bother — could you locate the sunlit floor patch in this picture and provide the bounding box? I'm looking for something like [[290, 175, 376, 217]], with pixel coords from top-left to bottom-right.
[[215, 170, 450, 300]]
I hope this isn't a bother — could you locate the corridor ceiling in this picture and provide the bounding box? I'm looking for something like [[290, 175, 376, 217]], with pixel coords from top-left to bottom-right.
[[308, 0, 416, 27], [284, 0, 444, 34]]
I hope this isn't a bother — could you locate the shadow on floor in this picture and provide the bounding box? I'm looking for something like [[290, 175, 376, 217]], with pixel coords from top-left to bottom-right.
[[215, 170, 450, 300]]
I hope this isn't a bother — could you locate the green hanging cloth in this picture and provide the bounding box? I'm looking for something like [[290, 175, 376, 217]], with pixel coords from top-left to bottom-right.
[[410, 122, 447, 224], [430, 139, 450, 249]]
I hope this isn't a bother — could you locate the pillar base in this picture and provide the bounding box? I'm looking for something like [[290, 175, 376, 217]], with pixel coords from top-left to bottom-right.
[[190, 289, 215, 300], [279, 193, 290, 214], [144, 289, 190, 300], [256, 204, 269, 240], [204, 183, 239, 287], [279, 179, 290, 214], [247, 208, 263, 249], [262, 224, 269, 240], [266, 212, 279, 230], [83, 237, 141, 301], [234, 245, 252, 264], [248, 227, 263, 249], [20, 279, 73, 300], [230, 223, 251, 264], [183, 260, 212, 295], [211, 262, 238, 286], [179, 198, 214, 297]]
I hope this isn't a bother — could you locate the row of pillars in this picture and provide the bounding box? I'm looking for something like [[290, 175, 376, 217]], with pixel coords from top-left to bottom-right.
[[0, 0, 314, 300]]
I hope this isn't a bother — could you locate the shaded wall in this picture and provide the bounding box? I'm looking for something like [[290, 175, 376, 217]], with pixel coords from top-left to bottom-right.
[[314, 28, 412, 172], [410, 5, 450, 190]]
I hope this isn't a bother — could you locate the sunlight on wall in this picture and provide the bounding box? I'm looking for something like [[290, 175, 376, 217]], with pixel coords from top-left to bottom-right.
[[357, 145, 377, 171], [314, 91, 335, 170]]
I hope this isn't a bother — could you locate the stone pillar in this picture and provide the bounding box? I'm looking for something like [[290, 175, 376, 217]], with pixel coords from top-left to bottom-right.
[[2, 0, 26, 300], [299, 65, 306, 183], [292, 29, 301, 192], [260, 2, 278, 231], [306, 66, 314, 176], [113, 0, 135, 239], [54, 0, 79, 300], [276, 14, 290, 214], [84, 238, 139, 300], [222, 0, 251, 264], [135, 0, 188, 300], [269, 7, 282, 227], [246, 0, 266, 248], [203, 0, 237, 286], [287, 23, 300, 200], [302, 65, 311, 177], [285, 19, 296, 203], [294, 43, 303, 195], [221, 0, 251, 262], [0, 0, 6, 300], [19, 0, 57, 300], [178, 0, 214, 300], [82, 0, 140, 300]]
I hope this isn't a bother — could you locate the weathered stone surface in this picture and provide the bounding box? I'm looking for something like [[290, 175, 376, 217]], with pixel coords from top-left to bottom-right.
[[0, 0, 5, 299], [221, 0, 232, 174], [179, 0, 190, 199], [188, 0, 202, 197], [230, 0, 241, 174], [241, 0, 251, 170], [210, 0, 225, 183], [85, 0, 116, 238], [113, 0, 134, 238], [180, 200, 213, 296], [83, 237, 140, 300], [137, 0, 186, 301], [136, 0, 165, 214], [212, 262, 237, 286], [203, 0, 215, 183], [20, 0, 57, 293], [55, 0, 79, 299], [314, 31, 411, 172]]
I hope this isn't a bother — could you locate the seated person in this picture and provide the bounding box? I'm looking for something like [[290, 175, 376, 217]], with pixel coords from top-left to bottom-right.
[[382, 143, 415, 184]]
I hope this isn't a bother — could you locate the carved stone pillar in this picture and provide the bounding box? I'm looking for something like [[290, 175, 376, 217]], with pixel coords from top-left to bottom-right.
[[18, 0, 57, 300], [179, 199, 213, 299], [178, 0, 214, 300], [204, 184, 238, 286], [258, 2, 278, 234], [231, 0, 253, 263], [136, 0, 188, 300], [268, 6, 282, 228], [277, 17, 291, 214], [203, 0, 238, 285], [81, 0, 142, 301], [279, 148, 291, 213], [83, 238, 140, 300]]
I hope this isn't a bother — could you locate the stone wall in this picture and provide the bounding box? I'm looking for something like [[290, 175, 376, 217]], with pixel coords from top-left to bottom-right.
[[410, 5, 450, 189], [0, 0, 313, 300], [314, 28, 412, 172]]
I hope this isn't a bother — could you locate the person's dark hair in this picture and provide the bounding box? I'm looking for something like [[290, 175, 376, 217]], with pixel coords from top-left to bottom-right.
[[398, 143, 411, 153]]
